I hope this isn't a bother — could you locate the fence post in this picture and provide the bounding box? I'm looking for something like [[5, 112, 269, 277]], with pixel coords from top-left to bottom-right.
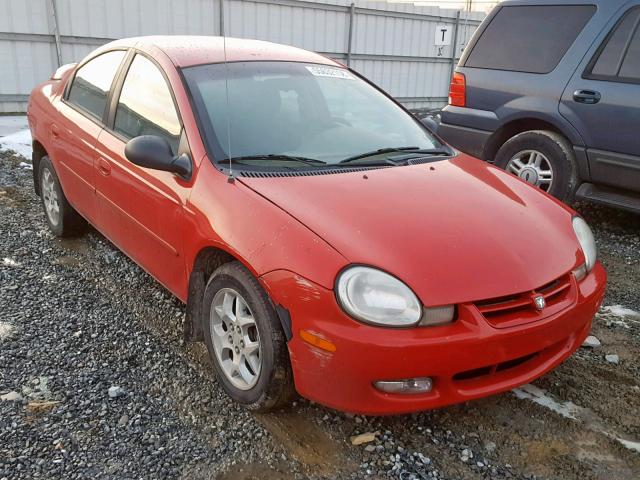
[[449, 10, 461, 81], [49, 0, 62, 67], [219, 0, 225, 36], [346, 2, 355, 67]]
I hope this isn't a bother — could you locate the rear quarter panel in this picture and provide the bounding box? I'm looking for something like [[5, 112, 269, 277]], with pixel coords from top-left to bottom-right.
[[27, 69, 76, 180]]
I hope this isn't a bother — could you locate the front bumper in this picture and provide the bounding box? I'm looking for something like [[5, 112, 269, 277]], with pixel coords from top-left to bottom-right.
[[260, 263, 606, 415]]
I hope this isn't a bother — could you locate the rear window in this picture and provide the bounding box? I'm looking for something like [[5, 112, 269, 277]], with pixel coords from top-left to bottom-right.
[[67, 50, 126, 120], [588, 7, 640, 83], [464, 5, 596, 74]]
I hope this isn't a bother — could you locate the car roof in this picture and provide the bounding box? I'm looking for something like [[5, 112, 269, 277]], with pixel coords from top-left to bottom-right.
[[101, 36, 341, 69]]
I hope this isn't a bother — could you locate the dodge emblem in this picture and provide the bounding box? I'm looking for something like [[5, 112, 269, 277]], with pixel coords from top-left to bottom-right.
[[533, 295, 546, 310]]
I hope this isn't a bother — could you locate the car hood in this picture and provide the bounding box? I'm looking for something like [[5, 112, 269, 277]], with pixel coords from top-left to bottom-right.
[[239, 155, 582, 305]]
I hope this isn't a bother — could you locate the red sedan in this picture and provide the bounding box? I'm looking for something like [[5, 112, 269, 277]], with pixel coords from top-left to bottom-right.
[[28, 36, 605, 415]]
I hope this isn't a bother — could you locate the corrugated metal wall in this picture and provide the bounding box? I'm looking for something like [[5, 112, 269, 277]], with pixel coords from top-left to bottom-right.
[[0, 0, 484, 113]]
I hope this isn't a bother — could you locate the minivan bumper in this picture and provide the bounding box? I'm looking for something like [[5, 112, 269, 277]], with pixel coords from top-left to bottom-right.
[[437, 121, 493, 161]]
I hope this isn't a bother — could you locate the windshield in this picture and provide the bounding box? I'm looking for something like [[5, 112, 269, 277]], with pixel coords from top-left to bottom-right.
[[182, 61, 444, 168]]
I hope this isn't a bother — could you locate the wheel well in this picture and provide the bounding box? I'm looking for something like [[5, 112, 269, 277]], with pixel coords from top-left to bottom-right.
[[32, 140, 48, 196], [184, 247, 237, 342], [192, 246, 236, 278], [485, 119, 563, 162]]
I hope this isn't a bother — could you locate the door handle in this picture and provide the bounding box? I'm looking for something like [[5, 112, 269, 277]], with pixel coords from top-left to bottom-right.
[[97, 157, 112, 176], [50, 124, 60, 139], [573, 89, 601, 104]]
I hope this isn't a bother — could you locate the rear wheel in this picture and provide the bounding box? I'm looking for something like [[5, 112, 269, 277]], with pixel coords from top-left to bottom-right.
[[495, 130, 578, 203], [38, 156, 86, 237], [202, 261, 295, 411]]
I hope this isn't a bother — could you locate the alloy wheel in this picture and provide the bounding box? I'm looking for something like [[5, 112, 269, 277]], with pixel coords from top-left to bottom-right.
[[506, 149, 554, 192], [209, 288, 262, 390], [41, 168, 60, 226]]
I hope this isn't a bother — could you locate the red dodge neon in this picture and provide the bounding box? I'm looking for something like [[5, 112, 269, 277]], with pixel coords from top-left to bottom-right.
[[28, 36, 606, 415]]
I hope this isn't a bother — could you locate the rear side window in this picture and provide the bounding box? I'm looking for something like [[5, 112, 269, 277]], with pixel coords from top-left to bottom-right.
[[114, 54, 181, 153], [588, 8, 640, 83], [620, 30, 640, 79], [465, 5, 596, 74], [67, 50, 126, 120]]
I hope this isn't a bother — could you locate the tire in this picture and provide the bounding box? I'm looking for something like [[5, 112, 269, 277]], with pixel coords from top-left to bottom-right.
[[202, 261, 295, 411], [38, 156, 86, 237], [494, 130, 578, 203]]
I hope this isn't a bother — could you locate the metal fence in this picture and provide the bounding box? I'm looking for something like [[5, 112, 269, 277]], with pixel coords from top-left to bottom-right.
[[0, 0, 484, 113]]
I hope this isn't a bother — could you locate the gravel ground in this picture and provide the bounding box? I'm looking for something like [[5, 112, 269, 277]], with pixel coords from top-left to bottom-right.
[[1, 149, 639, 480]]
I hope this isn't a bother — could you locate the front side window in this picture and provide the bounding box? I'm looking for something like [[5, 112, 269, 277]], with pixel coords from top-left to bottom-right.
[[183, 62, 443, 168], [589, 8, 640, 82], [114, 54, 181, 153], [67, 50, 126, 120], [465, 5, 596, 74]]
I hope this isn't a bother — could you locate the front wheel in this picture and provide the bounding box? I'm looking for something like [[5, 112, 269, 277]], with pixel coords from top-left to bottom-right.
[[494, 130, 578, 203], [202, 261, 295, 411]]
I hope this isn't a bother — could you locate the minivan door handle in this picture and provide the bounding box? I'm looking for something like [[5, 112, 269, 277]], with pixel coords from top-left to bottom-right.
[[573, 89, 601, 104]]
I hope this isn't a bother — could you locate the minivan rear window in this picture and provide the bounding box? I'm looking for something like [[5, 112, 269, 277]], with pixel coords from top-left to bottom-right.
[[464, 5, 596, 74]]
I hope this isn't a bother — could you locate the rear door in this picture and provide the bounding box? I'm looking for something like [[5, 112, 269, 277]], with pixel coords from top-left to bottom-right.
[[94, 52, 188, 295], [560, 4, 640, 193], [54, 50, 126, 222]]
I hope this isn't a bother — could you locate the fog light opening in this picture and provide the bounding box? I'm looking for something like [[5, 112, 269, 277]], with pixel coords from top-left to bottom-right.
[[374, 377, 433, 395]]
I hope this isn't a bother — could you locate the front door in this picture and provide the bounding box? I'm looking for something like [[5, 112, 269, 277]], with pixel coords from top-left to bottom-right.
[[560, 5, 640, 193], [94, 53, 188, 295]]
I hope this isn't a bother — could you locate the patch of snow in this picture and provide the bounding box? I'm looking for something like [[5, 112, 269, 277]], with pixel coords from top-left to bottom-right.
[[616, 437, 640, 453], [0, 115, 28, 136], [19, 161, 33, 170], [0, 321, 15, 340], [598, 305, 640, 329], [512, 384, 581, 419], [0, 128, 32, 159], [600, 305, 640, 319], [513, 384, 640, 453]]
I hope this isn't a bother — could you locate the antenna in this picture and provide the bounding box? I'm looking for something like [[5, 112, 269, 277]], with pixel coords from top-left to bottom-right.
[[221, 1, 234, 182]]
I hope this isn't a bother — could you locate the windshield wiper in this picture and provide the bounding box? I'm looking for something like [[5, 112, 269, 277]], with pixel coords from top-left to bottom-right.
[[339, 147, 452, 164], [226, 154, 327, 167]]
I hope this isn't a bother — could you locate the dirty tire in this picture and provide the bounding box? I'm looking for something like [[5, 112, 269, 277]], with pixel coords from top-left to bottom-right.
[[38, 156, 86, 237], [495, 130, 578, 203], [202, 261, 295, 412]]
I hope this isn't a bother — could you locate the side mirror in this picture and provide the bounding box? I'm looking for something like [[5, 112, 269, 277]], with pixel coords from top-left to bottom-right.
[[124, 135, 191, 179]]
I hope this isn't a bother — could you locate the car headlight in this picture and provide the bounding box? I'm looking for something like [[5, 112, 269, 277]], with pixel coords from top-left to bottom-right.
[[572, 216, 597, 277], [336, 266, 422, 326]]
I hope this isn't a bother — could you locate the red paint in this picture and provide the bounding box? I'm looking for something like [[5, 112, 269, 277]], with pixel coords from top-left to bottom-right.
[[28, 37, 606, 414]]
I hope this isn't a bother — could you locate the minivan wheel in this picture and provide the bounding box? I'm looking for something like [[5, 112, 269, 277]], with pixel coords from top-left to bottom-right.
[[38, 156, 86, 237], [495, 130, 577, 203], [202, 261, 295, 411]]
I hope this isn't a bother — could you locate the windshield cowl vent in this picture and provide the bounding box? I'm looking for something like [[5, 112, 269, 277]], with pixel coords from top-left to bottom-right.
[[406, 155, 453, 166], [237, 166, 393, 178]]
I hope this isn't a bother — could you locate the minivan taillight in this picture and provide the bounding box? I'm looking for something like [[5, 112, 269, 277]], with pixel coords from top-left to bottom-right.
[[448, 72, 466, 107]]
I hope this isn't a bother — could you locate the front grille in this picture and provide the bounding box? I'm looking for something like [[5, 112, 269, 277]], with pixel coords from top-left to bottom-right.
[[474, 274, 573, 328]]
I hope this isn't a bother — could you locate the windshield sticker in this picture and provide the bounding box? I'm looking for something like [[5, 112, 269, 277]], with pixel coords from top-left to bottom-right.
[[306, 66, 354, 79]]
